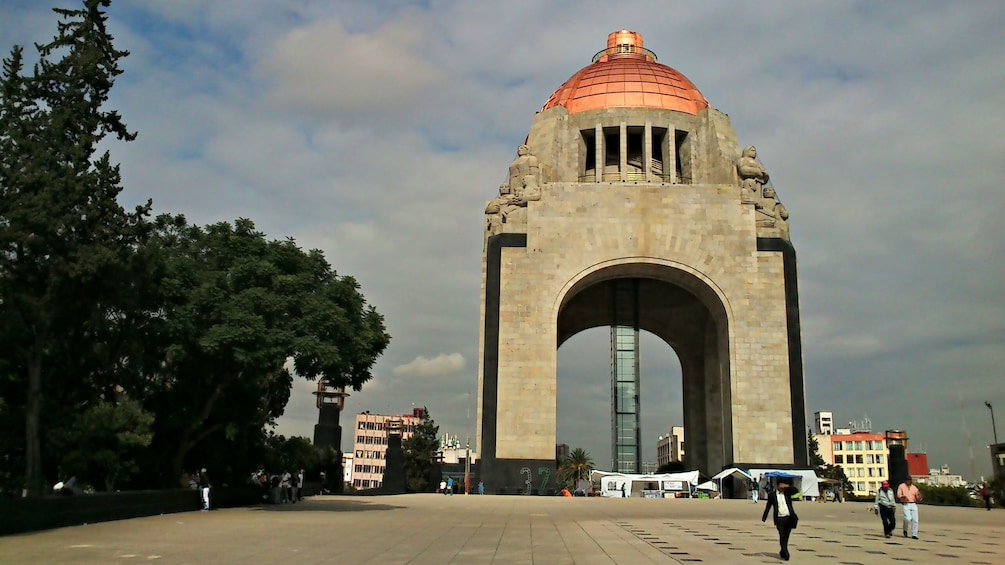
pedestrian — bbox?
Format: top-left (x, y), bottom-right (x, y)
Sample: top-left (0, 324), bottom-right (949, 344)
top-left (896, 476), bottom-right (923, 539)
top-left (439, 479), bottom-right (447, 495)
top-left (750, 479), bottom-right (759, 503)
top-left (446, 477), bottom-right (454, 496)
top-left (981, 482), bottom-right (992, 511)
top-left (621, 483), bottom-right (626, 498)
top-left (761, 479), bottom-right (798, 561)
top-left (281, 470), bottom-right (291, 503)
top-left (198, 468), bottom-right (211, 511)
top-left (873, 480), bottom-right (897, 537)
top-left (290, 470), bottom-right (299, 503)
top-left (478, 480), bottom-right (485, 495)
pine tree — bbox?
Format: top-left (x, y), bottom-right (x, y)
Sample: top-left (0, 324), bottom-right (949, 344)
top-left (0, 0), bottom-right (150, 496)
top-left (402, 408), bottom-right (439, 492)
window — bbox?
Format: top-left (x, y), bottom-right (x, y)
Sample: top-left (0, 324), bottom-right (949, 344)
top-left (868, 468), bottom-right (875, 477)
top-left (354, 465), bottom-right (362, 473)
top-left (876, 454), bottom-right (884, 464)
top-left (834, 443), bottom-right (843, 452)
top-left (834, 455), bottom-right (844, 464)
top-left (856, 455), bottom-right (864, 464)
top-left (358, 421), bottom-right (366, 430)
top-left (355, 450), bottom-right (363, 458)
top-left (857, 482), bottom-right (866, 492)
top-left (855, 441), bottom-right (863, 451)
top-left (866, 454), bottom-right (874, 464)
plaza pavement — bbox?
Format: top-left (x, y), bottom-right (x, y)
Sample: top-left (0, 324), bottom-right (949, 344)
top-left (0, 494), bottom-right (1002, 564)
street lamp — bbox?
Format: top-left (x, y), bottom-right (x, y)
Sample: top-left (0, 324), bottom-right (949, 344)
top-left (986, 402), bottom-right (999, 445)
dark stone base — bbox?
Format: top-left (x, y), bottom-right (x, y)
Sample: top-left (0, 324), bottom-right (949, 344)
top-left (481, 458), bottom-right (557, 495)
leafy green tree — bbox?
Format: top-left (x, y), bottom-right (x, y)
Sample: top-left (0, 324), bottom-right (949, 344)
top-left (402, 408), bottom-right (439, 492)
top-left (558, 448), bottom-right (594, 490)
top-left (260, 434), bottom-right (322, 476)
top-left (0, 0), bottom-right (151, 496)
top-left (807, 429), bottom-right (826, 467)
top-left (656, 461), bottom-right (686, 474)
top-left (48, 397), bottom-right (154, 491)
top-left (138, 216), bottom-right (389, 486)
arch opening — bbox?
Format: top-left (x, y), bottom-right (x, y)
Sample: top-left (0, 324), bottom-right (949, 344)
top-left (557, 327), bottom-right (682, 474)
top-left (555, 263), bottom-right (733, 475)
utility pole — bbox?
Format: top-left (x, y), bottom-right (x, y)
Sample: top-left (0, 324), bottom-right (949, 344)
top-left (987, 402), bottom-right (999, 445)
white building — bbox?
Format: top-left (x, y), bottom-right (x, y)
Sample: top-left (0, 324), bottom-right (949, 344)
top-left (342, 453), bottom-right (354, 486)
top-left (656, 426), bottom-right (685, 467)
top-left (814, 411), bottom-right (834, 435)
top-left (919, 465), bottom-right (966, 488)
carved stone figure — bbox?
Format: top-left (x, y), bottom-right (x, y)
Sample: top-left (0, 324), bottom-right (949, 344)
top-left (737, 145), bottom-right (770, 204)
top-left (487, 145), bottom-right (543, 234)
top-left (509, 145), bottom-right (542, 194)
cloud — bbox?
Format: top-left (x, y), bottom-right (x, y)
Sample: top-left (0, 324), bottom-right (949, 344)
top-left (393, 353), bottom-right (467, 378)
top-left (2, 0), bottom-right (1001, 480)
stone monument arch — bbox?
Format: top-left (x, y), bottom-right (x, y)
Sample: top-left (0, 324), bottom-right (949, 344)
top-left (477, 30), bottom-right (807, 495)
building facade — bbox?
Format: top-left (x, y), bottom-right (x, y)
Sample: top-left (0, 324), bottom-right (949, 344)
top-left (351, 409), bottom-right (423, 489)
top-left (814, 411), bottom-right (834, 436)
top-left (477, 30), bottom-right (807, 493)
top-left (822, 432), bottom-right (890, 496)
top-left (657, 426), bottom-right (685, 467)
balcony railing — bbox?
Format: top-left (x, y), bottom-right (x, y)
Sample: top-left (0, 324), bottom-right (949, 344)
top-left (577, 172), bottom-right (691, 184)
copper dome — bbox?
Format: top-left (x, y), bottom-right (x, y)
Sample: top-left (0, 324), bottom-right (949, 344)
top-left (542, 31), bottom-right (709, 116)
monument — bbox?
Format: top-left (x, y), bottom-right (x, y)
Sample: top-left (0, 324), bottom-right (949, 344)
top-left (477, 31), bottom-right (807, 494)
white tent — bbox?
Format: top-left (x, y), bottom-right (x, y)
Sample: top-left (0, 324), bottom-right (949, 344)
top-left (748, 469), bottom-right (821, 500)
top-left (696, 480), bottom-right (718, 491)
top-left (590, 470), bottom-right (701, 498)
top-left (710, 467), bottom-right (754, 499)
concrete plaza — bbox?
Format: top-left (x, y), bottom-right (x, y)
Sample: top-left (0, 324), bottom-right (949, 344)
top-left (0, 494), bottom-right (1002, 564)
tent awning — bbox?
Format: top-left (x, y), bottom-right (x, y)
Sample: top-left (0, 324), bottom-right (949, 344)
top-left (711, 467), bottom-right (752, 481)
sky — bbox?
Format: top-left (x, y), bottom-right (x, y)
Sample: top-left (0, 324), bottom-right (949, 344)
top-left (2, 0), bottom-right (1002, 481)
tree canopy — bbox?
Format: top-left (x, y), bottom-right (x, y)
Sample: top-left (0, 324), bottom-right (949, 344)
top-left (558, 448), bottom-right (594, 490)
top-left (402, 408), bottom-right (439, 492)
top-left (0, 1), bottom-right (390, 495)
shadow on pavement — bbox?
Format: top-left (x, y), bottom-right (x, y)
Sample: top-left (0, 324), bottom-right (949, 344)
top-left (249, 498), bottom-right (404, 513)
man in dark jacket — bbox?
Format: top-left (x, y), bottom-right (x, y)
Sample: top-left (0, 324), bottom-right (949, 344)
top-left (761, 479), bottom-right (798, 561)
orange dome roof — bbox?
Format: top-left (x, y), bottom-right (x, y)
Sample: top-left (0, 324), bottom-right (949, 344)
top-left (542, 31), bottom-right (709, 116)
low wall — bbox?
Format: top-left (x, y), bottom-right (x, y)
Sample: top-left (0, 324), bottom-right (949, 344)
top-left (0, 485), bottom-right (261, 537)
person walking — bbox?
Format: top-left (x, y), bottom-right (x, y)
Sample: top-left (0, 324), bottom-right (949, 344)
top-left (198, 468), bottom-right (211, 511)
top-left (873, 480), bottom-right (897, 537)
top-left (446, 477), bottom-right (454, 496)
top-left (981, 482), bottom-right (992, 511)
top-left (897, 476), bottom-right (923, 539)
top-left (477, 480), bottom-right (485, 495)
top-left (750, 479), bottom-right (759, 503)
top-left (439, 479), bottom-right (447, 495)
top-left (761, 479), bottom-right (799, 561)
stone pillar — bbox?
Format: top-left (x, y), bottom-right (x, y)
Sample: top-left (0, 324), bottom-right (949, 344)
top-left (595, 123), bottom-right (603, 182)
top-left (644, 121), bottom-right (652, 182)
top-left (619, 122), bottom-right (627, 182)
top-left (666, 126), bottom-right (677, 184)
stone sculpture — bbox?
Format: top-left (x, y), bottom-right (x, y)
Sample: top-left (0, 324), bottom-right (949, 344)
top-left (486, 145), bottom-right (542, 234)
top-left (737, 145), bottom-right (769, 204)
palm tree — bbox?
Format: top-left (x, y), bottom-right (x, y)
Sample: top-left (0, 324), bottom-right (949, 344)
top-left (559, 448), bottom-right (594, 491)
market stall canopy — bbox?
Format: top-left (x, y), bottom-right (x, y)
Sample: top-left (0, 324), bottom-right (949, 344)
top-left (711, 467), bottom-right (752, 481)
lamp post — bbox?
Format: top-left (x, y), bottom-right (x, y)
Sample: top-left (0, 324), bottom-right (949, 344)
top-left (986, 402), bottom-right (999, 445)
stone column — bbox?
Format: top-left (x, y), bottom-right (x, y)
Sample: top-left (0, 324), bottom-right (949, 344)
top-left (619, 122), bottom-right (627, 182)
top-left (644, 121), bottom-right (652, 182)
top-left (595, 123), bottom-right (603, 182)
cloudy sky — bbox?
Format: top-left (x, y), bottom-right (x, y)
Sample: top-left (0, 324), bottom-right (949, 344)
top-left (2, 1), bottom-right (1002, 480)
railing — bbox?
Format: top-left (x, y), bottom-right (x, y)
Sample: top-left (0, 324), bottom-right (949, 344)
top-left (592, 45), bottom-right (658, 63)
top-left (577, 172), bottom-right (691, 184)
